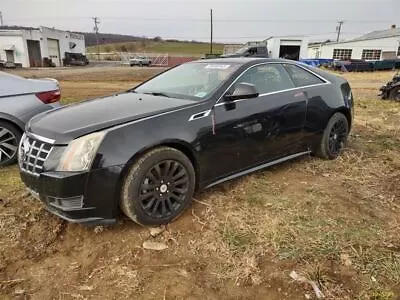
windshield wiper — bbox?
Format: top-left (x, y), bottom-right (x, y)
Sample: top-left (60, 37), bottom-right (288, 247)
top-left (143, 92), bottom-right (171, 98)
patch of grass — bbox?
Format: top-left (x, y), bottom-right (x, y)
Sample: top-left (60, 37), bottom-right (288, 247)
top-left (220, 225), bottom-right (255, 252)
top-left (61, 97), bottom-right (79, 105)
top-left (0, 166), bottom-right (23, 195)
top-left (87, 40), bottom-right (225, 56)
top-left (369, 289), bottom-right (396, 300)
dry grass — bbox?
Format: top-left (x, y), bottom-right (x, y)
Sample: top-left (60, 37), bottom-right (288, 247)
top-left (0, 69), bottom-right (399, 299)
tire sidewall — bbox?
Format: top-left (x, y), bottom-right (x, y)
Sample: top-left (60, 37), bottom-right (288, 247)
top-left (320, 113), bottom-right (349, 160)
top-left (121, 147), bottom-right (195, 225)
top-left (0, 121), bottom-right (21, 167)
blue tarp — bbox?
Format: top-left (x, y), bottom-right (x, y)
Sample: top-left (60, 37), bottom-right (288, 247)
top-left (300, 59), bottom-right (334, 67)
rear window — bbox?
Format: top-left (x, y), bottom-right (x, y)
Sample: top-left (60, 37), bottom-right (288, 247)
top-left (284, 64), bottom-right (325, 87)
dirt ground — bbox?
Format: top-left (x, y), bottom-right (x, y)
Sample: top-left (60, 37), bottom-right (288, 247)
top-left (1, 66), bottom-right (399, 300)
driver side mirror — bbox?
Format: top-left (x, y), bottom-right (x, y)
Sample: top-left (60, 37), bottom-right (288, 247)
top-left (225, 83), bottom-right (259, 101)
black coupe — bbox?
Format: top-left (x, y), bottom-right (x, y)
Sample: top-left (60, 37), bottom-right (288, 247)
top-left (18, 58), bottom-right (354, 225)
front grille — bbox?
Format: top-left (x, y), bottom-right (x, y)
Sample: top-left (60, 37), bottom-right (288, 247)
top-left (19, 135), bottom-right (53, 176)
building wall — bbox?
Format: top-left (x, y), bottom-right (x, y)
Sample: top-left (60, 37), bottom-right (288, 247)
top-left (313, 37), bottom-right (400, 60)
top-left (0, 33), bottom-right (29, 67)
top-left (266, 37), bottom-right (308, 59)
top-left (0, 27), bottom-right (85, 67)
top-left (40, 27), bottom-right (85, 57)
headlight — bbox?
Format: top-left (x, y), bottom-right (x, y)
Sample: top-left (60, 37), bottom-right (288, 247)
top-left (56, 131), bottom-right (106, 172)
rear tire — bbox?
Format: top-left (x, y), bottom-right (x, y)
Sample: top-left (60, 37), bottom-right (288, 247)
top-left (316, 113), bottom-right (349, 160)
top-left (120, 147), bottom-right (195, 225)
top-left (0, 121), bottom-right (21, 167)
top-left (389, 87), bottom-right (400, 101)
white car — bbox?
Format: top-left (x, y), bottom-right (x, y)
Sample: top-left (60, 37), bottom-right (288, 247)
top-left (129, 56), bottom-right (151, 67)
top-left (0, 71), bottom-right (61, 166)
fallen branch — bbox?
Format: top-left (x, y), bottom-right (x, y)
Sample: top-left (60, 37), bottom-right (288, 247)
top-left (193, 198), bottom-right (211, 207)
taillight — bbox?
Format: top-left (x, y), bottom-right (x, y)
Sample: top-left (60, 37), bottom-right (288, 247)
top-left (35, 90), bottom-right (61, 104)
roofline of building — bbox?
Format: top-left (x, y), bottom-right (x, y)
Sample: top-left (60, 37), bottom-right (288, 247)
top-left (309, 34), bottom-right (400, 47)
top-left (0, 26), bottom-right (84, 37)
top-left (264, 35), bottom-right (307, 41)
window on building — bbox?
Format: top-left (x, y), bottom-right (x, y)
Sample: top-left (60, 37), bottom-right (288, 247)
top-left (397, 46), bottom-right (400, 56)
top-left (235, 64), bottom-right (295, 94)
top-left (361, 49), bottom-right (382, 60)
top-left (333, 49), bottom-right (352, 60)
top-left (284, 64), bottom-right (325, 87)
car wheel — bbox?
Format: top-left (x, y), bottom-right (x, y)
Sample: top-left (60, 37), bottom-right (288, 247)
top-left (0, 121), bottom-right (21, 167)
top-left (389, 87), bottom-right (400, 101)
top-left (316, 112), bottom-right (349, 160)
top-left (120, 147), bottom-right (195, 225)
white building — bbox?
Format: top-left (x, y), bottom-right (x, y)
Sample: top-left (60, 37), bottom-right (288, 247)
top-left (264, 36), bottom-right (308, 60)
top-left (223, 36), bottom-right (308, 60)
top-left (0, 26), bottom-right (85, 67)
top-left (308, 26), bottom-right (400, 60)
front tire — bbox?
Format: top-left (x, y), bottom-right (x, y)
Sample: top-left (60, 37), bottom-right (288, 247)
top-left (316, 113), bottom-right (349, 160)
top-left (0, 121), bottom-right (21, 167)
top-left (120, 147), bottom-right (195, 225)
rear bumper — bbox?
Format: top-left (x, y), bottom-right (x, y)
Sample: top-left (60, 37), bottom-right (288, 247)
top-left (20, 165), bottom-right (124, 225)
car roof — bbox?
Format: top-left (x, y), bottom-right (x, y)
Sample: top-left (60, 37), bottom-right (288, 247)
top-left (192, 57), bottom-right (291, 66)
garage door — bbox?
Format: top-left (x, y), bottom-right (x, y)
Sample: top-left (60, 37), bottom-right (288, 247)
top-left (47, 38), bottom-right (61, 67)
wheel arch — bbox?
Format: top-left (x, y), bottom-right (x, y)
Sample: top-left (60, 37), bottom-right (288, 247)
top-left (333, 107), bottom-right (352, 129)
top-left (114, 140), bottom-right (200, 205)
top-left (0, 113), bottom-right (24, 133)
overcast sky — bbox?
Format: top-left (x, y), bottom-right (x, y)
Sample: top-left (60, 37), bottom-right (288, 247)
top-left (2, 0), bottom-right (399, 43)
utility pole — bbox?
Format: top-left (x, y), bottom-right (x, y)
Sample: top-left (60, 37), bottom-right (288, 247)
top-left (336, 20), bottom-right (344, 42)
top-left (93, 17), bottom-right (100, 60)
top-left (0, 11), bottom-right (4, 26)
top-left (210, 9), bottom-right (213, 54)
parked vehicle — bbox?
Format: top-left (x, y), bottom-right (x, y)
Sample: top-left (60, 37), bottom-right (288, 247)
top-left (379, 72), bottom-right (400, 101)
top-left (63, 52), bottom-right (89, 66)
top-left (130, 56), bottom-right (151, 67)
top-left (0, 71), bottom-right (61, 166)
top-left (18, 58), bottom-right (354, 225)
top-left (0, 61), bottom-right (22, 69)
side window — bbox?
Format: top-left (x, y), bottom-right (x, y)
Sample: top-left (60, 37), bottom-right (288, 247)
top-left (284, 64), bottom-right (325, 87)
top-left (235, 64), bottom-right (295, 94)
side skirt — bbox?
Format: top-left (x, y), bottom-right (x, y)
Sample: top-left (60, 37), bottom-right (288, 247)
top-left (205, 151), bottom-right (311, 189)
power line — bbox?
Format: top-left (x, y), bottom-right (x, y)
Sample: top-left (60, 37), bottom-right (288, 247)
top-left (210, 9), bottom-right (213, 54)
top-left (336, 20), bottom-right (344, 42)
top-left (93, 17), bottom-right (100, 60)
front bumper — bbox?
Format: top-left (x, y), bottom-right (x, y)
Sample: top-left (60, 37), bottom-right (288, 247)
top-left (20, 166), bottom-right (124, 225)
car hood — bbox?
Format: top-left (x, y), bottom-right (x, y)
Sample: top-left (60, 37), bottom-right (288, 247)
top-left (27, 92), bottom-right (196, 144)
top-left (0, 71), bottom-right (59, 97)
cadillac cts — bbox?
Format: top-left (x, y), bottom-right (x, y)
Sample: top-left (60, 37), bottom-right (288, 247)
top-left (18, 58), bottom-right (354, 225)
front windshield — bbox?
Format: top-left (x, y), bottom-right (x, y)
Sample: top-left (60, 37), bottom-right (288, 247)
top-left (134, 62), bottom-right (240, 100)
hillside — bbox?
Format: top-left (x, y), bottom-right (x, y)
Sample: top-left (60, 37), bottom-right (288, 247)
top-left (80, 32), bottom-right (141, 46)
top-left (87, 40), bottom-right (225, 56)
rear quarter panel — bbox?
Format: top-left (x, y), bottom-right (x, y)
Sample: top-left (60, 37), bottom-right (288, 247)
top-left (0, 94), bottom-right (60, 127)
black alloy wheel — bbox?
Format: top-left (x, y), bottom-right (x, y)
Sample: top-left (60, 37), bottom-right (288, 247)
top-left (0, 122), bottom-right (21, 167)
top-left (121, 147), bottom-right (195, 225)
top-left (139, 160), bottom-right (189, 219)
top-left (328, 118), bottom-right (348, 156)
top-left (316, 112), bottom-right (349, 160)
